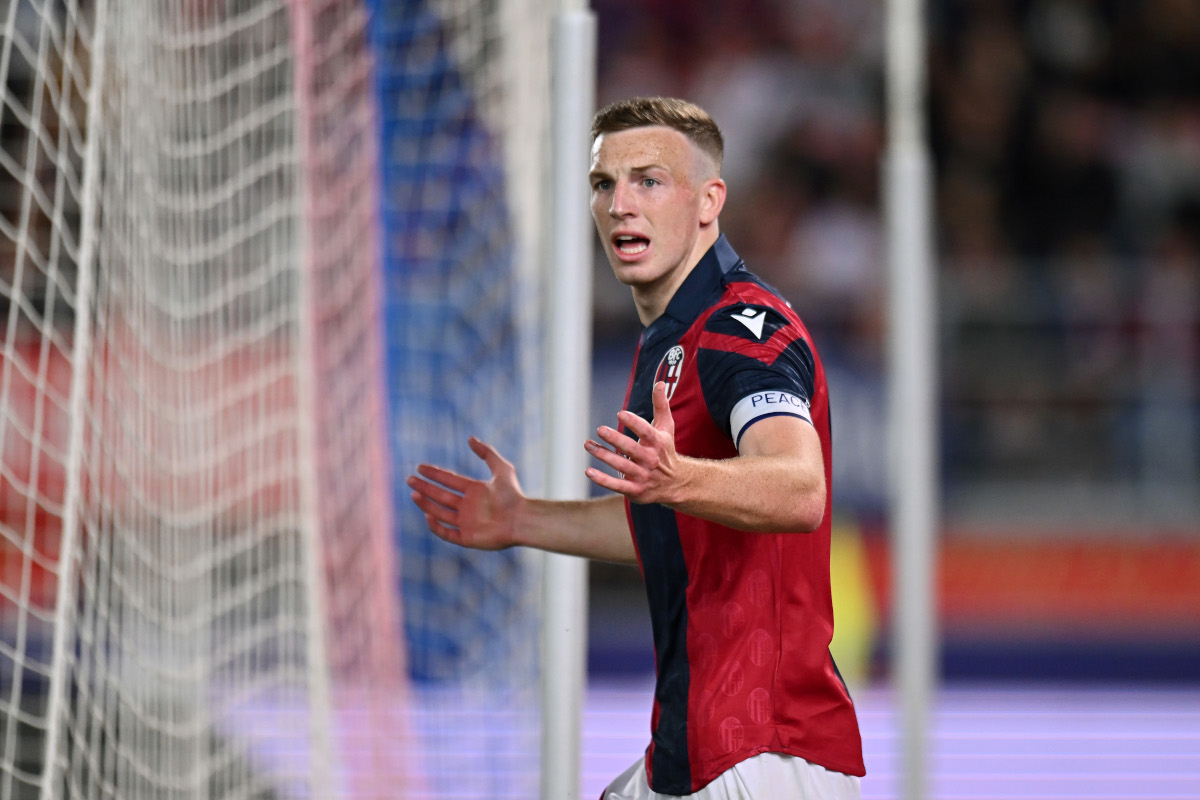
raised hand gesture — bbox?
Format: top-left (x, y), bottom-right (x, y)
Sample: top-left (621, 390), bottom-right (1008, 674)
top-left (585, 381), bottom-right (686, 506)
top-left (407, 436), bottom-right (524, 551)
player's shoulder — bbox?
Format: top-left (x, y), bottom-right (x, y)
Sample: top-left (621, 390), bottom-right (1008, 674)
top-left (701, 272), bottom-right (806, 346)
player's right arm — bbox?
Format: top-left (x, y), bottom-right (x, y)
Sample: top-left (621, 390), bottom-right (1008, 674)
top-left (407, 436), bottom-right (637, 565)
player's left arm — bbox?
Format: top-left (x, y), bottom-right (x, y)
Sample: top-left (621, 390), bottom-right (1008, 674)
top-left (584, 380), bottom-right (826, 532)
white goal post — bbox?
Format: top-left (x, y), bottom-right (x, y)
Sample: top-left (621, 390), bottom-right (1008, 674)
top-left (541, 5), bottom-right (595, 800)
top-left (884, 0), bottom-right (938, 798)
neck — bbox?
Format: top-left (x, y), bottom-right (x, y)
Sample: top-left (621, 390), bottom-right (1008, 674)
top-left (632, 227), bottom-right (719, 326)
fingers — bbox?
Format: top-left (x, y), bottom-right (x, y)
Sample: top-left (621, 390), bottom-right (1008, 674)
top-left (423, 511), bottom-right (468, 545)
top-left (583, 450), bottom-right (652, 502)
top-left (407, 473), bottom-right (465, 512)
top-left (614, 410), bottom-right (656, 444)
top-left (584, 432), bottom-right (644, 498)
top-left (585, 464), bottom-right (636, 496)
top-left (409, 437), bottom-right (507, 497)
top-left (409, 481), bottom-right (460, 531)
top-left (407, 455), bottom-right (475, 533)
top-left (585, 438), bottom-right (645, 479)
top-left (606, 418), bottom-right (658, 468)
top-left (652, 381), bottom-right (674, 430)
top-left (414, 463), bottom-right (470, 492)
top-left (469, 436), bottom-right (510, 473)
top-left (408, 437), bottom-right (516, 548)
top-left (596, 422), bottom-right (660, 472)
top-left (587, 388), bottom-right (680, 504)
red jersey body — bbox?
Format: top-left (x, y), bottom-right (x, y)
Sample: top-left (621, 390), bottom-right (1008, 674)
top-left (622, 235), bottom-right (865, 794)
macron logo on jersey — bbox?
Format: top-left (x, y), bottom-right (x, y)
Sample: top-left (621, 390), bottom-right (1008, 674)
top-left (730, 306), bottom-right (767, 339)
top-left (729, 391), bottom-right (812, 449)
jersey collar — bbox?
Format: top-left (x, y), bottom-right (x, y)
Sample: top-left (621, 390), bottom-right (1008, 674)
top-left (643, 234), bottom-right (743, 342)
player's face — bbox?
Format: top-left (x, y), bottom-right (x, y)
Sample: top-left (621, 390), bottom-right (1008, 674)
top-left (589, 126), bottom-right (722, 311)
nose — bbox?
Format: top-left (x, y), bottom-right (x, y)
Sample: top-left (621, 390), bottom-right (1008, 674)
top-left (609, 179), bottom-right (635, 218)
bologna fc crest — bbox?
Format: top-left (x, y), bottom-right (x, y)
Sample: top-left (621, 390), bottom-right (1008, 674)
top-left (654, 345), bottom-right (685, 401)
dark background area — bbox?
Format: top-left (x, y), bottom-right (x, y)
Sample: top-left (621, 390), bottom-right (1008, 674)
top-left (584, 0), bottom-right (1200, 685)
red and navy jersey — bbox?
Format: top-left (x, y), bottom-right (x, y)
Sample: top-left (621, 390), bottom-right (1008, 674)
top-left (622, 235), bottom-right (865, 794)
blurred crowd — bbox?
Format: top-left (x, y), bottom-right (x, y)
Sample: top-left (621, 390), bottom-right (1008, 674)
top-left (590, 0), bottom-right (1200, 513)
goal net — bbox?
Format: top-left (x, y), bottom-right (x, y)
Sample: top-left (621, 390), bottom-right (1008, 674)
top-left (370, 0), bottom-right (554, 797)
top-left (0, 1), bottom-right (407, 798)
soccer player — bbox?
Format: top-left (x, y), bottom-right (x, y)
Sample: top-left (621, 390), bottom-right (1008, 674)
top-left (407, 96), bottom-right (865, 799)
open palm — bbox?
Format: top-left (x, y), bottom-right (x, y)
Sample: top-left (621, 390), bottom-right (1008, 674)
top-left (407, 437), bottom-right (524, 551)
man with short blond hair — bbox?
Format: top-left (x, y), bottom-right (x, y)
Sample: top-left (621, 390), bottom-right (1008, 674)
top-left (409, 96), bottom-right (864, 799)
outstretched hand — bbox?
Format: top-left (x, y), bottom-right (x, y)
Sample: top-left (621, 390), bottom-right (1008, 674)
top-left (585, 381), bottom-right (687, 505)
top-left (407, 437), bottom-right (524, 551)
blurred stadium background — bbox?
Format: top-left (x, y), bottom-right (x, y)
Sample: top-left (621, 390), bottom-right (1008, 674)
top-left (587, 0), bottom-right (1200, 685)
top-left (582, 0), bottom-right (1200, 797)
top-left (0, 0), bottom-right (1197, 798)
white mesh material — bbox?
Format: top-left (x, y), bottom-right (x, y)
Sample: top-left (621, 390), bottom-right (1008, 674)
top-left (370, 0), bottom-right (556, 796)
top-left (0, 1), bottom-right (405, 798)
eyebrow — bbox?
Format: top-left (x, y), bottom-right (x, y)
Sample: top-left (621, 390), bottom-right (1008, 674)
top-left (589, 163), bottom-right (670, 180)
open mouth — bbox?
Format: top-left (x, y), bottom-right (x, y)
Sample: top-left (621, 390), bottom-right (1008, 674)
top-left (615, 234), bottom-right (649, 255)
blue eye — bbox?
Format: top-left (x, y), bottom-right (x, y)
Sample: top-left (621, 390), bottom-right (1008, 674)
top-left (642, 178), bottom-right (659, 188)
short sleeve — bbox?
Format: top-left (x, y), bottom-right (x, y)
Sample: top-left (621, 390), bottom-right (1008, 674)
top-left (696, 302), bottom-right (817, 450)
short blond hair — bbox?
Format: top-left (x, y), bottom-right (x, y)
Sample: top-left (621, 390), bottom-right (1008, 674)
top-left (591, 97), bottom-right (724, 174)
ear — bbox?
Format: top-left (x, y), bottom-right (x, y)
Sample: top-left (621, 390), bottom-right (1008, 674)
top-left (698, 178), bottom-right (726, 226)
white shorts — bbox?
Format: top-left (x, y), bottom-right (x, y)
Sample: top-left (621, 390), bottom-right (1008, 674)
top-left (602, 752), bottom-right (862, 799)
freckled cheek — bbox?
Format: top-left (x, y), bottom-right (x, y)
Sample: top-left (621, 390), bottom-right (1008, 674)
top-left (590, 197), bottom-right (611, 225)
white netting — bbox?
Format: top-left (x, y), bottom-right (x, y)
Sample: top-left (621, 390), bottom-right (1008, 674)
top-left (0, 1), bottom-right (405, 798)
top-left (370, 0), bottom-right (555, 797)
